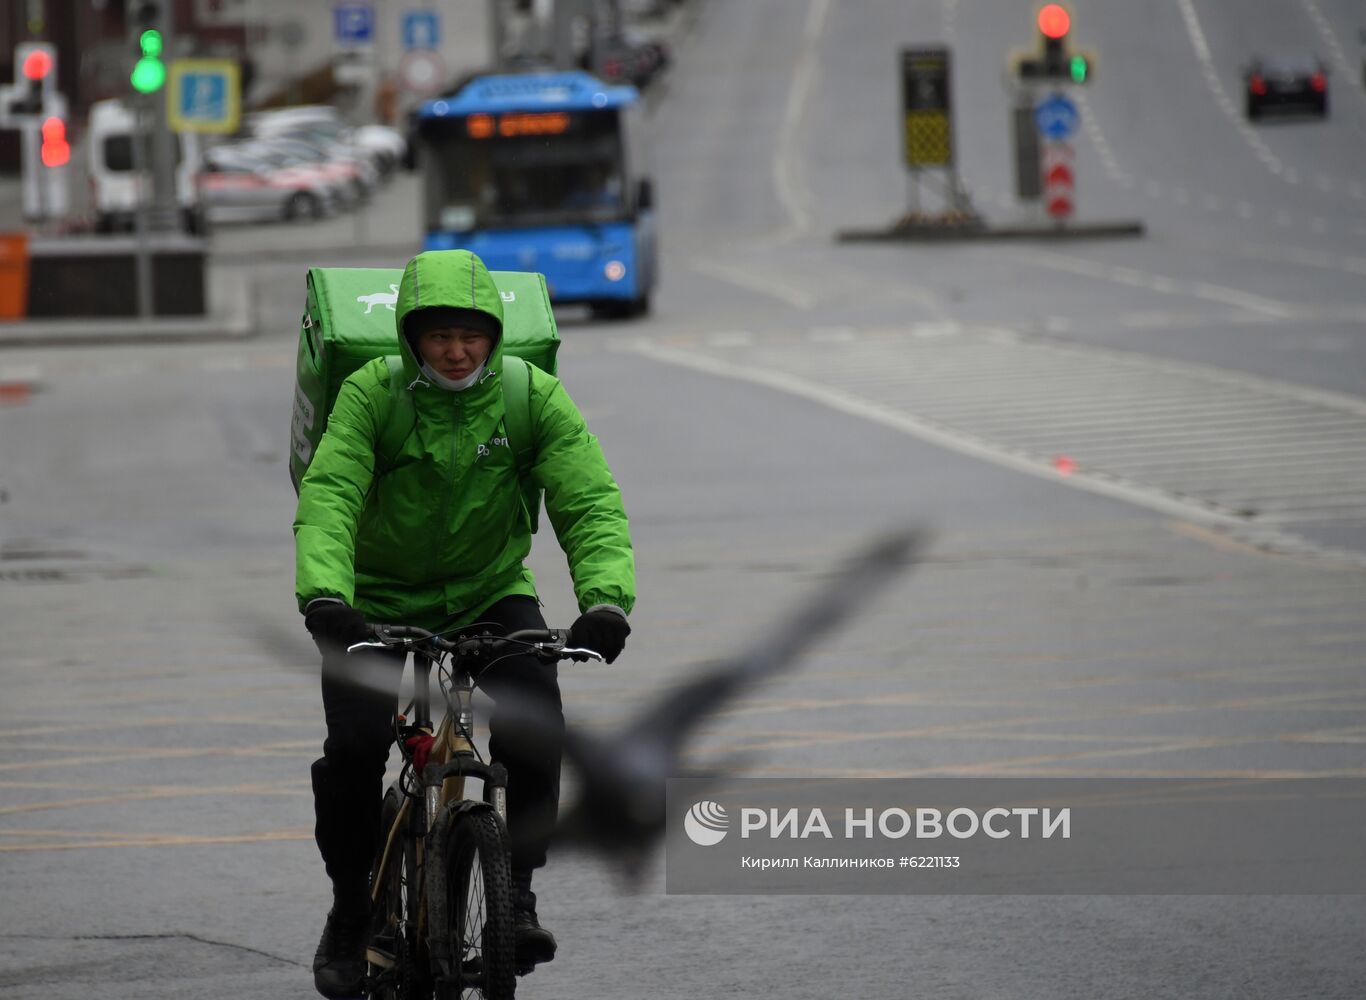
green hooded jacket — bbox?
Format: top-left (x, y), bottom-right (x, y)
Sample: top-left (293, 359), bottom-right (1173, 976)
top-left (293, 249), bottom-right (635, 629)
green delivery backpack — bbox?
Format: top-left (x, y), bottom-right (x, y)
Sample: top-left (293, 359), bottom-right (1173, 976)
top-left (289, 266), bottom-right (561, 531)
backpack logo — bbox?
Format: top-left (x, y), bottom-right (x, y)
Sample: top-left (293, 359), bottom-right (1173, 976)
top-left (358, 284), bottom-right (399, 314)
top-left (500, 291), bottom-right (516, 303)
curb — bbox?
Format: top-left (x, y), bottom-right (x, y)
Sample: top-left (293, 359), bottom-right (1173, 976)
top-left (0, 268), bottom-right (253, 348)
top-left (837, 219), bottom-right (1147, 242)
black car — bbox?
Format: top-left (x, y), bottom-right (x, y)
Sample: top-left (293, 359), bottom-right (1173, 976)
top-left (1244, 56), bottom-right (1328, 120)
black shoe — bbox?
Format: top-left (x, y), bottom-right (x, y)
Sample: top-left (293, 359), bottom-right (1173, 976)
top-left (313, 903), bottom-right (371, 998)
top-left (513, 897), bottom-right (557, 971)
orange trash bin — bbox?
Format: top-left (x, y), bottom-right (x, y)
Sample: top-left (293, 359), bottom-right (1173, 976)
top-left (0, 233), bottom-right (30, 320)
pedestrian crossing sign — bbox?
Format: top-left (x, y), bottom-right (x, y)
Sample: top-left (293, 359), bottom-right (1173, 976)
top-left (167, 59), bottom-right (241, 134)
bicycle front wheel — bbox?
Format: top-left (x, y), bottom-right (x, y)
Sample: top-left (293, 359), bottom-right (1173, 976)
top-left (437, 809), bottom-right (516, 1000)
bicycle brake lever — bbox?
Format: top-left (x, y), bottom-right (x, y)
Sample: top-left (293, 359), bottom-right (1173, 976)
top-left (559, 646), bottom-right (605, 662)
top-left (346, 640), bottom-right (392, 654)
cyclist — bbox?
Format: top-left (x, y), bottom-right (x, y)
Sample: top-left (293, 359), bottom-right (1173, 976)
top-left (294, 248), bottom-right (634, 998)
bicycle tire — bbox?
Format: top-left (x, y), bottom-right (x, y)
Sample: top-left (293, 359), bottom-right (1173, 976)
top-left (368, 787), bottom-right (431, 1000)
top-left (436, 809), bottom-right (516, 1000)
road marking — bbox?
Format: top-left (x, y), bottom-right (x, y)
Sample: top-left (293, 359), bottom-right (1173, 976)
top-left (1176, 0), bottom-right (1286, 176)
top-left (1073, 90), bottom-right (1129, 184)
top-left (684, 255), bottom-right (816, 309)
top-left (1004, 248), bottom-right (1297, 318)
top-left (769, 0), bottom-right (830, 243)
top-left (808, 326), bottom-right (858, 343)
top-left (1297, 0), bottom-right (1365, 109)
top-left (626, 327), bottom-right (1366, 567)
top-left (0, 829), bottom-right (313, 853)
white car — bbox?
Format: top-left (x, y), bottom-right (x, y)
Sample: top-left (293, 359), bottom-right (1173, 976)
top-left (247, 105), bottom-right (406, 175)
top-left (199, 145), bottom-right (337, 224)
top-left (87, 99), bottom-right (204, 233)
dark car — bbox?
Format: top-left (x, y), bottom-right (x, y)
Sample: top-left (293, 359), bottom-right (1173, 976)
top-left (592, 30), bottom-right (671, 90)
top-left (1244, 56), bottom-right (1328, 120)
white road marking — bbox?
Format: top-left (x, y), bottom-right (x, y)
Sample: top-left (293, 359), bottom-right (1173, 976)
top-left (707, 331), bottom-right (756, 347)
top-left (769, 0), bottom-right (831, 244)
top-left (1073, 90), bottom-right (1130, 184)
top-left (1176, 0), bottom-right (1286, 176)
top-left (625, 328), bottom-right (1366, 567)
top-left (808, 327), bottom-right (858, 343)
top-left (1297, 0), bottom-right (1364, 108)
top-left (0, 364), bottom-right (42, 383)
top-left (684, 256), bottom-right (816, 310)
top-left (1006, 248), bottom-right (1297, 318)
top-left (1222, 242), bottom-right (1366, 277)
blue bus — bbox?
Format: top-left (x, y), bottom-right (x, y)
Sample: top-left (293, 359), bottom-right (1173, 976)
top-left (415, 70), bottom-right (657, 318)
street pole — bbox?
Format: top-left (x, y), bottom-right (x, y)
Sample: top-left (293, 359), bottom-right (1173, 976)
top-left (488, 0), bottom-right (506, 70)
top-left (130, 97), bottom-right (155, 317)
top-left (552, 0), bottom-right (581, 70)
top-left (148, 2), bottom-right (179, 231)
top-left (19, 122), bottom-right (41, 224)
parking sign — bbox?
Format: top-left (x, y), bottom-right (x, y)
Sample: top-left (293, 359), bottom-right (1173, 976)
top-left (402, 10), bottom-right (440, 51)
top-left (167, 59), bottom-right (241, 134)
top-left (335, 3), bottom-right (375, 47)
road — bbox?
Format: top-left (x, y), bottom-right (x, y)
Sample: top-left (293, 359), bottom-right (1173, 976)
top-left (3, 0), bottom-right (1366, 997)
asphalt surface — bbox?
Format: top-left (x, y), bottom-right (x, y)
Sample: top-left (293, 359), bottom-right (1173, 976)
top-left (3, 0), bottom-right (1366, 998)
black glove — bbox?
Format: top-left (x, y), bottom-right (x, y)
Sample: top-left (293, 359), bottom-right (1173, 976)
top-left (304, 601), bottom-right (369, 651)
top-left (568, 607), bottom-right (631, 664)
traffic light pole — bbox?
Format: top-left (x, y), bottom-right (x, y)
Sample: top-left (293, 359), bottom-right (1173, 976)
top-left (129, 98), bottom-right (156, 318)
top-left (148, 6), bottom-right (179, 232)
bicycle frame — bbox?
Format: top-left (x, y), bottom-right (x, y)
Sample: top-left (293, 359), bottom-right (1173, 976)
top-left (356, 625), bottom-right (596, 996)
top-left (370, 649), bottom-right (509, 919)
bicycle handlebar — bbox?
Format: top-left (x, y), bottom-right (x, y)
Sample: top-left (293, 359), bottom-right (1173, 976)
top-left (346, 624), bottom-right (605, 663)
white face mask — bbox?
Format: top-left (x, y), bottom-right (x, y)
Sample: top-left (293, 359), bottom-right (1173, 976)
top-left (419, 360), bottom-right (487, 392)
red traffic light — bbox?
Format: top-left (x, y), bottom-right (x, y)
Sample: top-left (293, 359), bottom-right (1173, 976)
top-left (22, 49), bottom-right (54, 81)
top-left (1038, 4), bottom-right (1071, 39)
top-left (40, 116), bottom-right (69, 167)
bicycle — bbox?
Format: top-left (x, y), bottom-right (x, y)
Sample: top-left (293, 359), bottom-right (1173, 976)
top-left (347, 623), bottom-right (602, 1000)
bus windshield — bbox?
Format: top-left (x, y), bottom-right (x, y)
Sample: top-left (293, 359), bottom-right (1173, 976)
top-left (423, 110), bottom-right (626, 231)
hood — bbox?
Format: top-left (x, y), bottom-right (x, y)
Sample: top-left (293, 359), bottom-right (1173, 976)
top-left (395, 249), bottom-right (506, 391)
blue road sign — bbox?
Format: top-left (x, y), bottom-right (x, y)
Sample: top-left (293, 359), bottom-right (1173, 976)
top-left (403, 10), bottom-right (441, 51)
top-left (1035, 93), bottom-right (1079, 141)
top-left (167, 59), bottom-right (241, 133)
top-left (335, 3), bottom-right (375, 46)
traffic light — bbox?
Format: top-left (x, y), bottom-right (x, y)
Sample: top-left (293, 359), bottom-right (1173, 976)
top-left (40, 114), bottom-right (69, 167)
top-left (131, 30), bottom-right (166, 93)
top-left (1038, 3), bottom-right (1070, 75)
top-left (129, 2), bottom-right (166, 93)
top-left (6, 42), bottom-right (56, 117)
top-left (1017, 4), bottom-right (1093, 84)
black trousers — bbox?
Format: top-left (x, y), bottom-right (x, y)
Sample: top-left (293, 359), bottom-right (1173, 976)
top-left (310, 595), bottom-right (564, 890)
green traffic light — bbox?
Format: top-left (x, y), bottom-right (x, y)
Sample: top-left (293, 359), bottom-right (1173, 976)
top-left (131, 29), bottom-right (165, 92)
top-left (131, 56), bottom-right (165, 93)
top-left (1070, 54), bottom-right (1088, 84)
